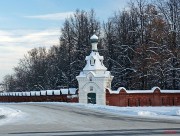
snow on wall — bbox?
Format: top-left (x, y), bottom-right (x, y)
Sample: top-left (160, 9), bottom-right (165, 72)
top-left (62, 88), bottom-right (77, 94)
top-left (1, 87), bottom-right (180, 96)
top-left (46, 90), bottom-right (53, 95)
top-left (108, 87), bottom-right (180, 94)
top-left (25, 92), bottom-right (31, 96)
top-left (160, 90), bottom-right (180, 93)
top-left (0, 88), bottom-right (77, 96)
top-left (40, 91), bottom-right (47, 96)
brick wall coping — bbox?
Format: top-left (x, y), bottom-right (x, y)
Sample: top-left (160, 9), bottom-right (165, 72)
top-left (106, 87), bottom-right (180, 94)
top-left (0, 88), bottom-right (77, 96)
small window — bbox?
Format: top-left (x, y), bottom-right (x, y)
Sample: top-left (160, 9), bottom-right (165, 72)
top-left (90, 86), bottom-right (93, 91)
top-left (89, 76), bottom-right (92, 81)
top-left (90, 57), bottom-right (95, 66)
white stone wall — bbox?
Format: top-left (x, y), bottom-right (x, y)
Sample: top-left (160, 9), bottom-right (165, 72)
top-left (77, 75), bottom-right (111, 105)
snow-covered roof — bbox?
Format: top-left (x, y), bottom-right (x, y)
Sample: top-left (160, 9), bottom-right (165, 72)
top-left (83, 51), bottom-right (107, 71)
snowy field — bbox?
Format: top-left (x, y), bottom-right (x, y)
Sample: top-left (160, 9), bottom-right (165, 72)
top-left (0, 102), bottom-right (180, 125)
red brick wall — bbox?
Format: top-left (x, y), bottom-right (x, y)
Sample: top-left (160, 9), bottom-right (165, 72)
top-left (106, 89), bottom-right (180, 106)
top-left (0, 95), bottom-right (79, 103)
top-left (1, 88), bottom-right (180, 107)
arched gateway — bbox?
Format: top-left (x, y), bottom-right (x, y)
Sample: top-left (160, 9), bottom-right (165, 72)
top-left (76, 34), bottom-right (114, 105)
top-left (87, 93), bottom-right (96, 104)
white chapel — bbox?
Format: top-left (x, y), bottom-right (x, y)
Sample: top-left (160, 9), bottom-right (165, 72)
top-left (76, 34), bottom-right (114, 105)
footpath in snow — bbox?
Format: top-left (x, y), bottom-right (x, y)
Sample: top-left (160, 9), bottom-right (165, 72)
top-left (46, 102), bottom-right (180, 120)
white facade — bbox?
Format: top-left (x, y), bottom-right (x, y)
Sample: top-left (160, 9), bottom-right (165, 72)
top-left (76, 34), bottom-right (113, 105)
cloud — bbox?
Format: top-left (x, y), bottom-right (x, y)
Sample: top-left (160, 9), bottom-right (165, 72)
top-left (0, 29), bottom-right (60, 47)
top-left (24, 12), bottom-right (74, 20)
top-left (0, 29), bottom-right (60, 82)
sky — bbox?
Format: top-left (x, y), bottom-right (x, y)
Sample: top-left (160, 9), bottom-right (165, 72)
top-left (0, 0), bottom-right (130, 82)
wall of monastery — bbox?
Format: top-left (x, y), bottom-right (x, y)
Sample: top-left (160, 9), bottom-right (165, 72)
top-left (106, 88), bottom-right (180, 106)
top-left (1, 87), bottom-right (180, 107)
top-left (0, 89), bottom-right (78, 103)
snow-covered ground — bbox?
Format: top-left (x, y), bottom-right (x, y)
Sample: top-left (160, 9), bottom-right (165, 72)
top-left (0, 102), bottom-right (180, 125)
top-left (0, 105), bottom-right (26, 125)
top-left (50, 102), bottom-right (180, 120)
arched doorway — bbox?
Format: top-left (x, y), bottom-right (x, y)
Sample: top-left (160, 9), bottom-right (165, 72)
top-left (87, 93), bottom-right (96, 104)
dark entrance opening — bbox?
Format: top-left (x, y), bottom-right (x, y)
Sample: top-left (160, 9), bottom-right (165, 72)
top-left (87, 93), bottom-right (96, 104)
